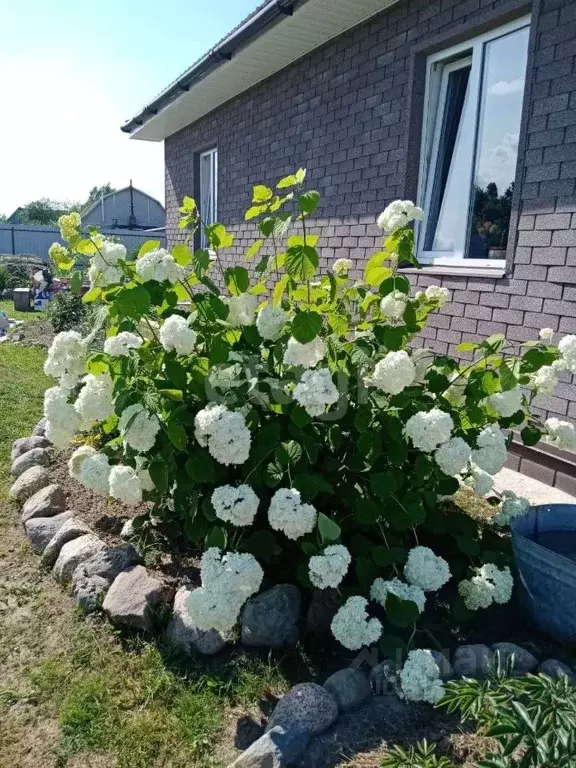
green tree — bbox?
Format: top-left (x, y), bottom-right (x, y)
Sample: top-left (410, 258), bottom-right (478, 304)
top-left (85, 183), bottom-right (115, 209)
top-left (18, 198), bottom-right (69, 226)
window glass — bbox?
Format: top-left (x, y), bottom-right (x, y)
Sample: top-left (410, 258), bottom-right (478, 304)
top-left (199, 148), bottom-right (217, 248)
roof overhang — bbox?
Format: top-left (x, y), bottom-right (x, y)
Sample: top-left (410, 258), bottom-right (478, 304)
top-left (123, 0), bottom-right (400, 142)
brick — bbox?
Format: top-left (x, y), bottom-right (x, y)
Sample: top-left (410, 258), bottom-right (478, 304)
top-left (555, 472), bottom-right (576, 497)
top-left (525, 163), bottom-right (560, 183)
top-left (493, 308), bottom-right (523, 325)
top-left (517, 230), bottom-right (552, 247)
top-left (531, 247), bottom-right (567, 265)
top-left (528, 280), bottom-right (563, 299)
top-left (535, 212), bottom-right (572, 229)
top-left (518, 459), bottom-right (555, 486)
top-left (510, 295), bottom-right (543, 312)
top-left (524, 311), bottom-right (560, 329)
top-left (560, 316), bottom-right (576, 332)
top-left (552, 229), bottom-right (576, 247)
top-left (513, 265), bottom-right (548, 281)
top-left (532, 93), bottom-right (570, 116)
top-left (480, 292), bottom-right (510, 308)
top-left (465, 304), bottom-right (492, 321)
top-left (544, 299), bottom-right (576, 318)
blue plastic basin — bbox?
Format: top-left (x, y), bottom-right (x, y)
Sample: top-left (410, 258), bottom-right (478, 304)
top-left (511, 504), bottom-right (576, 643)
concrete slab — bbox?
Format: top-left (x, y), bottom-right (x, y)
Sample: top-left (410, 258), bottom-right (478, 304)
top-left (494, 467), bottom-right (576, 506)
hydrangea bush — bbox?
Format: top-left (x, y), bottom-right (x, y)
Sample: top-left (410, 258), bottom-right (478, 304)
top-left (45, 177), bottom-right (576, 691)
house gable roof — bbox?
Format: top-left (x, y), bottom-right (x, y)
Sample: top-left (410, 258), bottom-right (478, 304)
top-left (122, 0), bottom-right (399, 142)
top-left (81, 186), bottom-right (165, 218)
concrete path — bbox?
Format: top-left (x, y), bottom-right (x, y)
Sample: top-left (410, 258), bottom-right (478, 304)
top-left (494, 467), bottom-right (576, 505)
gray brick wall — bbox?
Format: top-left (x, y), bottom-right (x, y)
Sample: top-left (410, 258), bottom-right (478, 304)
top-left (165, 0), bottom-right (576, 423)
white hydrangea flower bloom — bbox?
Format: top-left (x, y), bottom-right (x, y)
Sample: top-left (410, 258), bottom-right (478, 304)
top-left (211, 484), bottom-right (259, 527)
top-left (256, 304), bottom-right (289, 341)
top-left (88, 239), bottom-right (126, 287)
top-left (370, 577), bottom-right (426, 613)
top-left (434, 436), bottom-right (471, 476)
top-left (194, 404), bottom-right (251, 465)
top-left (136, 248), bottom-right (185, 284)
top-left (118, 403), bottom-right (161, 454)
top-left (109, 465), bottom-right (142, 506)
top-left (226, 294), bottom-right (258, 327)
top-left (268, 488), bottom-right (317, 540)
top-left (412, 348), bottom-right (434, 384)
top-left (74, 372), bottom-right (115, 428)
top-left (159, 315), bottom-right (197, 356)
top-left (459, 564), bottom-right (513, 610)
top-left (404, 547), bottom-right (451, 592)
top-left (58, 211), bottom-right (81, 241)
top-left (493, 490), bottom-right (530, 527)
top-left (79, 452), bottom-right (111, 495)
top-left (487, 386), bottom-right (524, 418)
top-left (44, 331), bottom-right (87, 388)
top-left (424, 285), bottom-right (451, 307)
top-left (293, 368), bottom-right (339, 417)
top-left (136, 460), bottom-right (155, 493)
top-left (558, 334), bottom-right (576, 372)
top-left (533, 365), bottom-right (558, 395)
top-left (330, 596), bottom-right (383, 650)
top-left (44, 385), bottom-right (81, 448)
top-left (405, 408), bottom-right (454, 453)
top-left (283, 336), bottom-right (326, 368)
top-left (371, 351), bottom-right (416, 395)
top-left (400, 650), bottom-right (445, 704)
top-left (379, 290), bottom-right (407, 322)
top-left (377, 200), bottom-right (424, 233)
top-left (471, 425), bottom-right (508, 475)
top-left (308, 545), bottom-right (351, 589)
top-left (187, 548), bottom-right (263, 632)
top-left (104, 332), bottom-right (143, 357)
top-left (332, 258), bottom-right (353, 276)
top-left (545, 417), bottom-right (576, 451)
top-left (539, 328), bottom-right (554, 342)
top-left (444, 373), bottom-right (467, 408)
top-left (68, 444), bottom-right (97, 482)
top-left (465, 463), bottom-right (494, 497)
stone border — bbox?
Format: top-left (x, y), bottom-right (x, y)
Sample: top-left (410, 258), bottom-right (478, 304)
top-left (9, 420), bottom-right (576, 768)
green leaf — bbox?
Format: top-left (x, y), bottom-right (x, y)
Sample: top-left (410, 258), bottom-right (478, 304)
top-left (172, 243), bottom-right (192, 266)
top-left (275, 440), bottom-right (303, 467)
top-left (285, 244), bottom-right (318, 281)
top-left (70, 270), bottom-right (83, 294)
top-left (355, 499), bottom-right (380, 526)
top-left (138, 239), bottom-right (161, 258)
top-left (457, 342), bottom-right (480, 352)
top-left (205, 526), bottom-right (226, 549)
top-left (318, 512), bottom-right (341, 543)
top-left (225, 266), bottom-right (250, 294)
top-left (378, 634), bottom-right (406, 660)
top-left (277, 169), bottom-right (305, 188)
top-left (252, 185), bottom-right (273, 203)
top-left (166, 421), bottom-right (187, 450)
top-left (287, 234), bottom-right (319, 249)
top-left (455, 534), bottom-right (480, 557)
top-left (356, 556), bottom-right (378, 588)
top-left (185, 453), bottom-right (215, 484)
top-left (293, 473), bottom-right (333, 500)
top-left (208, 337), bottom-right (230, 365)
top-left (82, 287), bottom-right (102, 304)
top-left (521, 425), bottom-right (542, 446)
top-left (370, 472), bottom-right (397, 500)
top-left (164, 359), bottom-right (187, 389)
top-left (364, 251), bottom-right (393, 286)
top-left (148, 460), bottom-right (169, 494)
top-left (245, 239), bottom-right (264, 261)
top-left (386, 593), bottom-right (420, 627)
top-left (192, 249), bottom-right (210, 272)
top-left (242, 530), bottom-right (279, 562)
top-left (273, 274), bottom-right (290, 306)
top-left (115, 284), bottom-right (151, 318)
top-left (482, 370), bottom-right (501, 395)
top-left (379, 275), bottom-right (410, 296)
top-left (179, 196), bottom-right (196, 213)
top-left (206, 223), bottom-right (234, 248)
top-left (291, 311), bottom-right (322, 343)
top-left (357, 432), bottom-right (382, 462)
top-left (297, 190), bottom-right (320, 215)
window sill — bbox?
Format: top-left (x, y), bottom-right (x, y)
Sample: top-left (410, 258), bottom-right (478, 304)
top-left (399, 264), bottom-right (506, 279)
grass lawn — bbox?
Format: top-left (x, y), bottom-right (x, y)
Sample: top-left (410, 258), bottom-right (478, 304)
top-left (0, 299), bottom-right (46, 324)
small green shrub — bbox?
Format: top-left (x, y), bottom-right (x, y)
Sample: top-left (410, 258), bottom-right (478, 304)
top-left (382, 741), bottom-right (457, 768)
top-left (3, 263), bottom-right (30, 290)
top-left (47, 291), bottom-right (86, 333)
top-left (0, 265), bottom-right (8, 293)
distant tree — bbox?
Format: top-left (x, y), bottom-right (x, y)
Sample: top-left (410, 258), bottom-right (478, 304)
top-left (0, 214), bottom-right (7, 223)
top-left (18, 198), bottom-right (69, 226)
top-left (85, 183), bottom-right (115, 209)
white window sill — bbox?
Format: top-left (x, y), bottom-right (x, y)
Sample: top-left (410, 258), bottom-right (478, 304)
top-left (399, 263), bottom-right (506, 279)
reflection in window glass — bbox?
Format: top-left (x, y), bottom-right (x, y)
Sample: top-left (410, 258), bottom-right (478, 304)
top-left (467, 27), bottom-right (529, 259)
top-left (200, 148), bottom-right (218, 249)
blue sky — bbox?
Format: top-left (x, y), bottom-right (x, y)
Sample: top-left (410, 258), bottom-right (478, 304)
top-left (0, 0), bottom-right (260, 214)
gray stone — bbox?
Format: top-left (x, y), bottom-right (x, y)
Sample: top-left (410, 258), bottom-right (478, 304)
top-left (430, 651), bottom-right (454, 681)
top-left (369, 660), bottom-right (399, 695)
top-left (73, 574), bottom-right (111, 614)
top-left (24, 510), bottom-right (73, 552)
top-left (453, 645), bottom-right (495, 679)
top-left (120, 518), bottom-right (135, 539)
top-left (305, 588), bottom-right (340, 636)
top-left (538, 659), bottom-right (576, 682)
top-left (102, 565), bottom-right (174, 631)
top-left (73, 544), bottom-right (141, 583)
top-left (492, 643), bottom-right (539, 675)
top-left (21, 484), bottom-right (66, 522)
top-left (9, 465), bottom-right (51, 502)
top-left (242, 584), bottom-right (301, 647)
top-left (52, 534), bottom-right (105, 584)
top-left (42, 518), bottom-right (92, 566)
top-left (32, 418), bottom-right (47, 437)
top-left (11, 435), bottom-right (51, 461)
top-left (324, 669), bottom-right (372, 712)
top-left (11, 447), bottom-right (51, 478)
top-left (228, 726), bottom-right (310, 768)
top-left (167, 586), bottom-right (227, 656)
top-left (266, 683), bottom-right (338, 737)
top-left (13, 287), bottom-right (31, 312)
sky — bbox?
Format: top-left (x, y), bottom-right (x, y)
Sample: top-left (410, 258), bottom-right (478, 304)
top-left (0, 0), bottom-right (261, 216)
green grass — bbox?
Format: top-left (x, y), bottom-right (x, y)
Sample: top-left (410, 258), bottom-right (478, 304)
top-left (0, 298), bottom-right (46, 323)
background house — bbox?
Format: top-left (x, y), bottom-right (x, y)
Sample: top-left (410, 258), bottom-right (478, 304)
top-left (123, 0), bottom-right (576, 491)
top-left (81, 182), bottom-right (165, 230)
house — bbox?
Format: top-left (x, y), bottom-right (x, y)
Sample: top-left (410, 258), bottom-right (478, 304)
top-left (123, 0), bottom-right (576, 491)
top-left (81, 183), bottom-right (165, 230)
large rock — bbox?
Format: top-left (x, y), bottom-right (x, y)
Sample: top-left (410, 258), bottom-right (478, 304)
top-left (539, 659), bottom-right (576, 682)
top-left (305, 588), bottom-right (341, 636)
top-left (430, 650), bottom-right (454, 681)
top-left (266, 683), bottom-right (338, 737)
top-left (42, 518), bottom-right (92, 566)
top-left (167, 586), bottom-right (227, 656)
top-left (24, 510), bottom-right (73, 553)
top-left (492, 643), bottom-right (538, 675)
top-left (242, 584), bottom-right (301, 647)
top-left (73, 544), bottom-right (141, 583)
top-left (453, 645), bottom-right (494, 679)
top-left (11, 447), bottom-right (51, 477)
top-left (32, 418), bottom-right (47, 437)
top-left (21, 484), bottom-right (66, 522)
top-left (73, 574), bottom-right (111, 614)
top-left (102, 565), bottom-right (174, 631)
top-left (52, 534), bottom-right (105, 584)
top-left (228, 726), bottom-right (310, 768)
top-left (324, 669), bottom-right (372, 712)
top-left (9, 466), bottom-right (51, 502)
top-left (11, 435), bottom-right (51, 461)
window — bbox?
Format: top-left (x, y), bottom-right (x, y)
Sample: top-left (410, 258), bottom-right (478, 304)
top-left (417, 17), bottom-right (530, 267)
top-left (199, 148), bottom-right (218, 248)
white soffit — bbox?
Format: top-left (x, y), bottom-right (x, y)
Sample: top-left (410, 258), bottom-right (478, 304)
top-left (131, 0), bottom-right (399, 141)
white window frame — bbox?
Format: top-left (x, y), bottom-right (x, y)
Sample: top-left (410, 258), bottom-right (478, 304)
top-left (416, 15), bottom-right (531, 268)
top-left (199, 147), bottom-right (218, 249)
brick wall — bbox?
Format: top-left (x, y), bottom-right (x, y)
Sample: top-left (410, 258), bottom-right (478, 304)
top-left (165, 0), bottom-right (576, 426)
